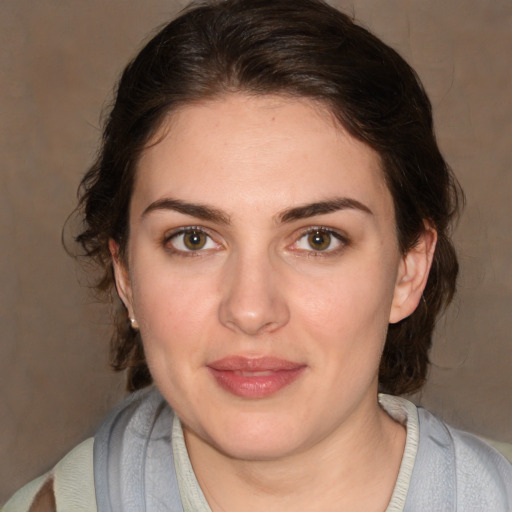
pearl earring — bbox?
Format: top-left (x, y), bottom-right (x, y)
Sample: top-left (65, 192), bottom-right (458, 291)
top-left (129, 317), bottom-right (139, 331)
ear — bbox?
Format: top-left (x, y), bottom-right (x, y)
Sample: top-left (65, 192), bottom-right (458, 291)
top-left (109, 239), bottom-right (135, 319)
top-left (389, 227), bottom-right (437, 324)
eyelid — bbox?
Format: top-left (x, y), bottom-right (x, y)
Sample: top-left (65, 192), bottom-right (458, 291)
top-left (164, 224), bottom-right (209, 236)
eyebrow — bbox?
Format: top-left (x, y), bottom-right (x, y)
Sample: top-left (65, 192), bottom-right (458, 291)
top-left (277, 197), bottom-right (373, 223)
top-left (141, 196), bottom-right (372, 225)
top-left (142, 198), bottom-right (231, 224)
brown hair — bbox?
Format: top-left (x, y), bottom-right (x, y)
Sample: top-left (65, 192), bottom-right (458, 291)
top-left (76, 0), bottom-right (462, 395)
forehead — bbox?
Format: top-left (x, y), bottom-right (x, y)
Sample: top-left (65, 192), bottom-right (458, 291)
top-left (133, 94), bottom-right (392, 219)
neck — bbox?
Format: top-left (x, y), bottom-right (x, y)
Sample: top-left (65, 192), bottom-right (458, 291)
top-left (183, 393), bottom-right (406, 512)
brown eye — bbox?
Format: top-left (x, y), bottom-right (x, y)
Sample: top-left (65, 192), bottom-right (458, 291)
top-left (167, 228), bottom-right (217, 253)
top-left (307, 230), bottom-right (332, 251)
top-left (293, 228), bottom-right (346, 255)
top-left (183, 230), bottom-right (207, 250)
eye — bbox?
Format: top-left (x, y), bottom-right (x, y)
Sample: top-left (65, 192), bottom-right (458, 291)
top-left (293, 228), bottom-right (346, 253)
top-left (166, 228), bottom-right (218, 253)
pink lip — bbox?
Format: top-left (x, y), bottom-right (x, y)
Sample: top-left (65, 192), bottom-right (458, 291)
top-left (207, 356), bottom-right (306, 399)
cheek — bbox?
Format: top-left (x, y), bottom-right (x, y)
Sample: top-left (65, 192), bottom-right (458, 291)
top-left (130, 264), bottom-right (218, 351)
top-left (131, 271), bottom-right (216, 403)
top-left (294, 266), bottom-right (396, 336)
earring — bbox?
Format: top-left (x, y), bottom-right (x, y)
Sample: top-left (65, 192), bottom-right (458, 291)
top-left (129, 317), bottom-right (139, 331)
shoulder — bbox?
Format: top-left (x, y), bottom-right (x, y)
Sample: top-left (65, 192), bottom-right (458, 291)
top-left (3, 438), bottom-right (96, 512)
top-left (3, 388), bottom-right (169, 512)
top-left (447, 423), bottom-right (512, 501)
top-left (3, 388), bottom-right (166, 512)
top-left (414, 406), bottom-right (512, 509)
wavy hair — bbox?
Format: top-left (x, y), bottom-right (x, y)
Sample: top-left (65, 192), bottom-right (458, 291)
top-left (75, 0), bottom-right (463, 394)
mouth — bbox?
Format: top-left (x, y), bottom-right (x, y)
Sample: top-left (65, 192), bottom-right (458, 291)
top-left (207, 356), bottom-right (306, 399)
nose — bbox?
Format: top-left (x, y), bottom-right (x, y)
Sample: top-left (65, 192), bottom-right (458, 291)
top-left (218, 252), bottom-right (290, 336)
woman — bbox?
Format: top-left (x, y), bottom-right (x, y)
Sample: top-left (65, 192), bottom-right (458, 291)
top-left (5, 0), bottom-right (511, 510)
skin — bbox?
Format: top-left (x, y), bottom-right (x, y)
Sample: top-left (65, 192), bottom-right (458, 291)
top-left (112, 94), bottom-right (436, 511)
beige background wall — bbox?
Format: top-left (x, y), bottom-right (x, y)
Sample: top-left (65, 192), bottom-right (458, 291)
top-left (1, 0), bottom-right (511, 502)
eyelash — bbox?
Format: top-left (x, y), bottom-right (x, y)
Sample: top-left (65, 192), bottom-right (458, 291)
top-left (290, 227), bottom-right (349, 257)
top-left (162, 226), bottom-right (349, 257)
top-left (163, 226), bottom-right (221, 256)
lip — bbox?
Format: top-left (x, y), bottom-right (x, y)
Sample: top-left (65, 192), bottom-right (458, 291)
top-left (207, 356), bottom-right (306, 399)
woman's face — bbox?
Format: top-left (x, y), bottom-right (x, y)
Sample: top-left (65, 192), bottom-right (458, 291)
top-left (113, 94), bottom-right (429, 460)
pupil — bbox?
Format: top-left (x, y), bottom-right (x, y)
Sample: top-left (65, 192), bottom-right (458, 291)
top-left (189, 233), bottom-right (201, 244)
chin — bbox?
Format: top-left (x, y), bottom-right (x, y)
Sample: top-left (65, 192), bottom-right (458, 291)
top-left (199, 412), bottom-right (311, 461)
top-left (216, 436), bottom-right (304, 462)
